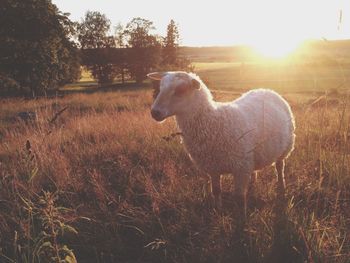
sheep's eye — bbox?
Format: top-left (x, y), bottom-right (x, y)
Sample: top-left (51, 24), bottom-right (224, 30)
top-left (174, 83), bottom-right (188, 97)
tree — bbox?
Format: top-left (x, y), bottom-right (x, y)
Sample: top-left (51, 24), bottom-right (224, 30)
top-left (78, 11), bottom-right (118, 84)
top-left (124, 18), bottom-right (161, 83)
top-left (114, 23), bottom-right (128, 84)
top-left (161, 20), bottom-right (193, 71)
top-left (162, 19), bottom-right (180, 66)
top-left (114, 22), bottom-right (126, 48)
top-left (78, 11), bottom-right (113, 49)
top-left (0, 0), bottom-right (80, 96)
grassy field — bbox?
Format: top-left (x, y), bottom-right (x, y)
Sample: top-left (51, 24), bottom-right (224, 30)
top-left (2, 44), bottom-right (350, 262)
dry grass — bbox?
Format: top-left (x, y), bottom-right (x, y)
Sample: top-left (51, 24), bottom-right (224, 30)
top-left (1, 84), bottom-right (350, 262)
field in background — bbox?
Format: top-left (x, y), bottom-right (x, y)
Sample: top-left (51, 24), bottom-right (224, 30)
top-left (194, 60), bottom-right (349, 94)
top-left (62, 39), bottom-right (350, 96)
top-left (2, 40), bottom-right (350, 262)
top-left (190, 40), bottom-right (350, 95)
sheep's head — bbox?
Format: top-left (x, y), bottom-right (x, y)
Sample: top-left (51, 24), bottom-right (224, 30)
top-left (148, 71), bottom-right (201, 122)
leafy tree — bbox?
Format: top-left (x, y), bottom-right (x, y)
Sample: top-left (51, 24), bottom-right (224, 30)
top-left (115, 22), bottom-right (126, 48)
top-left (124, 18), bottom-right (161, 83)
top-left (0, 0), bottom-right (80, 95)
top-left (78, 11), bottom-right (114, 49)
top-left (78, 11), bottom-right (118, 84)
top-left (114, 23), bottom-right (128, 83)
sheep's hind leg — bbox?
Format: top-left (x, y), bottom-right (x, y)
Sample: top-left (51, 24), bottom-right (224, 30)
top-left (251, 171), bottom-right (258, 185)
top-left (210, 174), bottom-right (222, 210)
top-left (275, 159), bottom-right (286, 197)
top-left (234, 173), bottom-right (250, 219)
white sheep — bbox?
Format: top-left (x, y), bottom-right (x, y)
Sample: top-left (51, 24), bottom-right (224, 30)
top-left (148, 71), bottom-right (295, 215)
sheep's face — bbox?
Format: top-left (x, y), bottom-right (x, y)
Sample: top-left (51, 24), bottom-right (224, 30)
top-left (148, 72), bottom-right (201, 122)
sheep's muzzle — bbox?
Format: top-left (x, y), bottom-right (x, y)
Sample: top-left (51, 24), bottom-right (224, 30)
top-left (151, 108), bottom-right (165, 122)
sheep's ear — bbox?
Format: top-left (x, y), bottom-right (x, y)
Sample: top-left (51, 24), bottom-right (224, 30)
top-left (147, 72), bottom-right (166, 81)
top-left (191, 78), bottom-right (201, 90)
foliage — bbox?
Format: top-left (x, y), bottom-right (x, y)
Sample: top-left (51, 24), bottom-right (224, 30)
top-left (77, 11), bottom-right (113, 50)
top-left (18, 191), bottom-right (78, 263)
top-left (0, 74), bottom-right (21, 96)
top-left (78, 11), bottom-right (120, 85)
top-left (162, 20), bottom-right (180, 66)
top-left (160, 20), bottom-right (193, 72)
top-left (124, 17), bottom-right (162, 83)
top-left (77, 17), bottom-right (192, 85)
top-left (112, 23), bottom-right (130, 84)
top-left (0, 138), bottom-right (78, 262)
top-left (0, 0), bottom-right (81, 95)
top-left (114, 22), bottom-right (127, 48)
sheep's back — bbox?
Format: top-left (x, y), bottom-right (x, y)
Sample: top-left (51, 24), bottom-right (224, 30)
top-left (233, 89), bottom-right (295, 170)
top-left (176, 88), bottom-right (295, 175)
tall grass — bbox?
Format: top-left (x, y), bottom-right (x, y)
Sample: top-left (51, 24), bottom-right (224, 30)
top-left (1, 87), bottom-right (350, 262)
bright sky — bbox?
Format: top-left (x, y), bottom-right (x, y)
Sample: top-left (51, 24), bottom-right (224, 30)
top-left (53, 0), bottom-right (350, 50)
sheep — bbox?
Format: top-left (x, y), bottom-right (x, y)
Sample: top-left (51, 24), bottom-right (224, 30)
top-left (148, 71), bottom-right (295, 215)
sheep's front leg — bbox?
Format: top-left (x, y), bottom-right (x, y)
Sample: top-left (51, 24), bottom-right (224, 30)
top-left (251, 171), bottom-right (258, 185)
top-left (234, 173), bottom-right (250, 218)
top-left (210, 174), bottom-right (222, 210)
top-left (275, 159), bottom-right (285, 197)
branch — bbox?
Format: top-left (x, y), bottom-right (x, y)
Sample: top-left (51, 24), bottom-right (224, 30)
top-left (49, 106), bottom-right (68, 124)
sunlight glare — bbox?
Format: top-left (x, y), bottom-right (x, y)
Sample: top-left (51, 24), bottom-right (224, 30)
top-left (251, 38), bottom-right (302, 59)
top-left (240, 0), bottom-right (341, 59)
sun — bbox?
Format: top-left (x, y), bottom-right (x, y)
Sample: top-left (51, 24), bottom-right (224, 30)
top-left (251, 38), bottom-right (303, 59)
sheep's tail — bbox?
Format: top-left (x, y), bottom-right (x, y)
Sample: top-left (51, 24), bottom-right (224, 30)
top-left (281, 112), bottom-right (296, 160)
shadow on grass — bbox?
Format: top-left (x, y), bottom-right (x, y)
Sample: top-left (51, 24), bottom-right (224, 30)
top-left (263, 194), bottom-right (311, 263)
top-left (60, 81), bottom-right (151, 95)
top-left (0, 81), bottom-right (152, 99)
top-left (222, 191), bottom-right (312, 263)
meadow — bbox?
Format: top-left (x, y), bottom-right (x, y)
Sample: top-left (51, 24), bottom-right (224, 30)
top-left (1, 43), bottom-right (350, 262)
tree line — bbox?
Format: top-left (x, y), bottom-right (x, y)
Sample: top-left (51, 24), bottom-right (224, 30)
top-left (0, 0), bottom-right (191, 96)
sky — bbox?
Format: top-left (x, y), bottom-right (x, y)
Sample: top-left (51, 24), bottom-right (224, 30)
top-left (52, 0), bottom-right (350, 48)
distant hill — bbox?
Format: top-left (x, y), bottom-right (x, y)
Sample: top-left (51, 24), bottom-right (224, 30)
top-left (179, 39), bottom-right (350, 63)
top-left (179, 46), bottom-right (256, 62)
